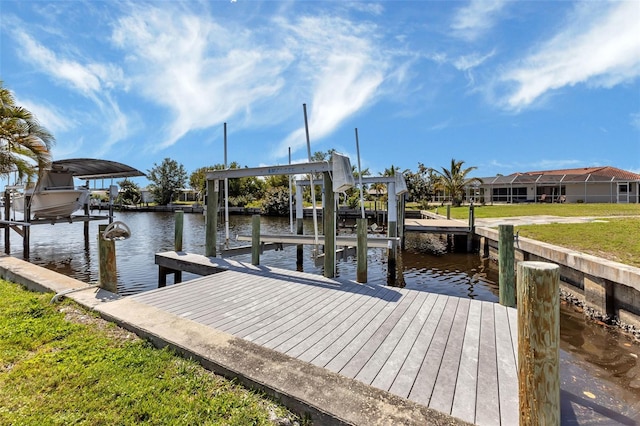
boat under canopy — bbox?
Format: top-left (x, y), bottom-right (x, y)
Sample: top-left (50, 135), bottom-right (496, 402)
top-left (11, 158), bottom-right (145, 220)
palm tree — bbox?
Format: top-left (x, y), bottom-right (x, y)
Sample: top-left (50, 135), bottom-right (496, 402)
top-left (433, 158), bottom-right (482, 207)
top-left (0, 81), bottom-right (54, 182)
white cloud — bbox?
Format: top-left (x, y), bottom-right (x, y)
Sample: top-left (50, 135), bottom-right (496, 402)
top-left (112, 6), bottom-right (292, 151)
top-left (17, 98), bottom-right (73, 135)
top-left (453, 50), bottom-right (495, 85)
top-left (631, 112), bottom-right (640, 130)
top-left (451, 0), bottom-right (509, 41)
top-left (274, 15), bottom-right (388, 158)
top-left (11, 26), bottom-right (130, 152)
top-left (110, 6), bottom-right (395, 158)
top-left (500, 1), bottom-right (640, 110)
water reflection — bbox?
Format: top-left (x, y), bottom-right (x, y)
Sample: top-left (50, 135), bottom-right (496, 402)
top-left (5, 211), bottom-right (640, 421)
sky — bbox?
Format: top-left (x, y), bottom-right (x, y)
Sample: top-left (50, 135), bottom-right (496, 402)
top-left (1, 0), bottom-right (639, 187)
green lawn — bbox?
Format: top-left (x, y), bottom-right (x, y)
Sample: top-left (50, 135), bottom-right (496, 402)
top-left (516, 218), bottom-right (640, 268)
top-left (0, 281), bottom-right (301, 425)
top-left (446, 203), bottom-right (640, 219)
top-left (420, 203), bottom-right (640, 268)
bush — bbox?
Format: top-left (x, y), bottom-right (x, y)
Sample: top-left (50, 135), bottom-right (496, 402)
top-left (260, 187), bottom-right (290, 216)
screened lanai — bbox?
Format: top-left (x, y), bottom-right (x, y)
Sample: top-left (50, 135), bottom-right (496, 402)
top-left (475, 166), bottom-right (640, 204)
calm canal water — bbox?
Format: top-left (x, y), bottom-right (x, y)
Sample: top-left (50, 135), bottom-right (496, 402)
top-left (6, 211), bottom-right (640, 424)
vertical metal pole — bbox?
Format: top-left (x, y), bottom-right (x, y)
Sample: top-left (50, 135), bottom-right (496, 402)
top-left (355, 128), bottom-right (365, 219)
top-left (224, 123), bottom-right (230, 248)
top-left (323, 172), bottom-right (335, 278)
top-left (23, 195), bottom-right (30, 259)
top-left (4, 190), bottom-right (10, 254)
top-left (205, 179), bottom-right (218, 257)
top-left (518, 261), bottom-right (560, 425)
top-left (303, 104), bottom-right (319, 250)
top-left (289, 147), bottom-right (293, 233)
top-left (499, 224), bottom-right (515, 307)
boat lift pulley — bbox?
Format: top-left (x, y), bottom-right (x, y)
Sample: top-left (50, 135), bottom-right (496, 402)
top-left (102, 221), bottom-right (131, 241)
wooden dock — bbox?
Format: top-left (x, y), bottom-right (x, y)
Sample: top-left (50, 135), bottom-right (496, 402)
top-left (404, 218), bottom-right (471, 235)
top-left (145, 252), bottom-right (518, 425)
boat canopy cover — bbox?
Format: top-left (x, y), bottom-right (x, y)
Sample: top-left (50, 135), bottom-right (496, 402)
top-left (51, 159), bottom-right (146, 180)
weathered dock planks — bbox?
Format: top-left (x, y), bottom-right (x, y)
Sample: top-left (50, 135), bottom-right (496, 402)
top-left (139, 253), bottom-right (518, 425)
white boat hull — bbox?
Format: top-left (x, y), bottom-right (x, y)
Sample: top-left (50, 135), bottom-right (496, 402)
top-left (12, 189), bottom-right (90, 219)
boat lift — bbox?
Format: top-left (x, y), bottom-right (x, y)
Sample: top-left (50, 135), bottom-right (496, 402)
top-left (1, 158), bottom-right (145, 258)
top-left (205, 155), bottom-right (408, 284)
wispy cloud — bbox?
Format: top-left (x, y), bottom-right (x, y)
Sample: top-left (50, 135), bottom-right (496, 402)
top-left (451, 0), bottom-right (509, 41)
top-left (453, 50), bottom-right (495, 85)
top-left (631, 112), bottom-right (640, 130)
top-left (109, 4), bottom-right (397, 157)
top-left (274, 15), bottom-right (389, 158)
top-left (112, 6), bottom-right (291, 151)
top-left (10, 26), bottom-right (130, 154)
top-left (499, 1), bottom-right (640, 110)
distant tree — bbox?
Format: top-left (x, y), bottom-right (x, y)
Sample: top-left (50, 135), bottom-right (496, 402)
top-left (261, 186), bottom-right (290, 216)
top-left (404, 162), bottom-right (438, 203)
top-left (117, 178), bottom-right (141, 205)
top-left (147, 158), bottom-right (187, 205)
top-left (433, 158), bottom-right (482, 207)
top-left (0, 81), bottom-right (54, 181)
top-left (189, 166), bottom-right (210, 201)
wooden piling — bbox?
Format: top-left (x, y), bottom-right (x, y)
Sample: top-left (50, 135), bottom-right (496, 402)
top-left (499, 224), bottom-right (515, 307)
top-left (98, 224), bottom-right (118, 293)
top-left (251, 214), bottom-right (260, 265)
top-left (205, 179), bottom-right (218, 257)
top-left (466, 203), bottom-right (475, 252)
top-left (323, 172), bottom-right (335, 278)
top-left (295, 184), bottom-right (304, 271)
top-left (175, 210), bottom-right (184, 251)
top-left (446, 205), bottom-right (451, 220)
top-left (356, 217), bottom-right (367, 283)
top-left (387, 221), bottom-right (397, 286)
top-left (517, 261), bottom-right (560, 426)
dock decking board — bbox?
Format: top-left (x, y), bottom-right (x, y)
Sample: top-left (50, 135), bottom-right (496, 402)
top-left (137, 253), bottom-right (519, 425)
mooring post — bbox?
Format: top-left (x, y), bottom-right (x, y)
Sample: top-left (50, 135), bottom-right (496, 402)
top-left (517, 261), bottom-right (560, 425)
top-left (251, 214), bottom-right (260, 265)
top-left (4, 190), bottom-right (10, 254)
top-left (205, 179), bottom-right (218, 257)
top-left (499, 224), bottom-right (516, 307)
top-left (356, 217), bottom-right (368, 283)
top-left (83, 201), bottom-right (90, 248)
top-left (323, 172), bottom-right (335, 278)
top-left (466, 202), bottom-right (475, 252)
top-left (97, 224), bottom-right (118, 293)
top-left (295, 183), bottom-right (304, 271)
top-left (175, 210), bottom-right (184, 251)
top-left (446, 205), bottom-right (451, 220)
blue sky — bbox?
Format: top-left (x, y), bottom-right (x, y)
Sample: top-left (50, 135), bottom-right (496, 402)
top-left (1, 0), bottom-right (639, 185)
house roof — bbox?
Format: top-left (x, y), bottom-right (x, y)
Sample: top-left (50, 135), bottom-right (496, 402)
top-left (479, 166), bottom-right (640, 185)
